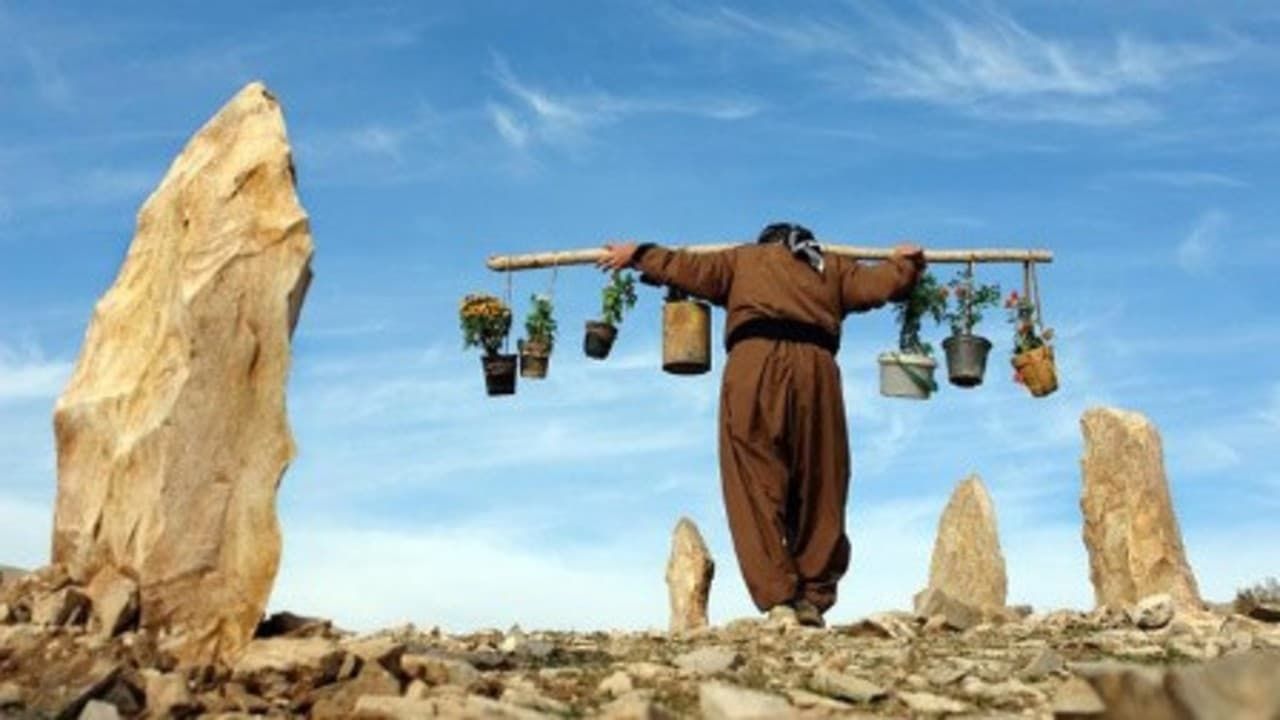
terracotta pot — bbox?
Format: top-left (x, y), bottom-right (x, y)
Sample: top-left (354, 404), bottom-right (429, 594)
top-left (481, 353), bottom-right (517, 396)
top-left (519, 339), bottom-right (551, 379)
top-left (1013, 344), bottom-right (1058, 397)
top-left (942, 333), bottom-right (992, 388)
top-left (583, 321), bottom-right (617, 360)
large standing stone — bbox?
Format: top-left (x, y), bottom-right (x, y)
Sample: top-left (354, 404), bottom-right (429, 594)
top-left (51, 81), bottom-right (314, 665)
top-left (1079, 408), bottom-right (1202, 611)
top-left (920, 475), bottom-right (1007, 611)
top-left (665, 517), bottom-right (714, 634)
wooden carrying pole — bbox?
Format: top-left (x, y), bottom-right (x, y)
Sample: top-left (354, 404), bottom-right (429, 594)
top-left (486, 244), bottom-right (1053, 272)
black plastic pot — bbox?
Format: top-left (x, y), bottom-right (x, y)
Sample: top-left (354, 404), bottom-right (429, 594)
top-left (481, 353), bottom-right (517, 396)
top-left (583, 321), bottom-right (618, 360)
top-left (942, 333), bottom-right (992, 388)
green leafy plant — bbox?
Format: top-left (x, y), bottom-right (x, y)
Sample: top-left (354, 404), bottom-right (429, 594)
top-left (522, 293), bottom-right (557, 351)
top-left (459, 293), bottom-right (512, 356)
top-left (892, 271), bottom-right (946, 356)
top-left (941, 266), bottom-right (1001, 336)
top-left (600, 270), bottom-right (638, 326)
top-left (1005, 289), bottom-right (1054, 355)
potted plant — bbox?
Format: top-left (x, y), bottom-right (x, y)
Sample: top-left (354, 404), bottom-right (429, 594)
top-left (519, 293), bottom-right (556, 379)
top-left (584, 270), bottom-right (637, 359)
top-left (1007, 290), bottom-right (1058, 397)
top-left (460, 293), bottom-right (515, 396)
top-left (879, 271), bottom-right (946, 399)
top-left (940, 266), bottom-right (1000, 387)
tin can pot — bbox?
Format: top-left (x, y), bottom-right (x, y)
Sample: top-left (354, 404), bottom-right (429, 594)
top-left (662, 299), bottom-right (711, 375)
top-left (878, 351), bottom-right (937, 399)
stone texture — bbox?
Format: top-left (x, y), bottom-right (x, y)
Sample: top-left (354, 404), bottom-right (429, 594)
top-left (1079, 408), bottom-right (1202, 611)
top-left (1166, 651), bottom-right (1280, 719)
top-left (699, 681), bottom-right (797, 720)
top-left (673, 646), bottom-right (740, 675)
top-left (1129, 593), bottom-right (1175, 630)
top-left (923, 474), bottom-right (1007, 611)
top-left (78, 700), bottom-right (121, 720)
top-left (809, 667), bottom-right (888, 704)
top-left (86, 567), bottom-right (139, 637)
top-left (665, 517), bottom-right (714, 634)
top-left (32, 586), bottom-right (91, 627)
top-left (913, 587), bottom-right (985, 631)
top-left (50, 81), bottom-right (314, 667)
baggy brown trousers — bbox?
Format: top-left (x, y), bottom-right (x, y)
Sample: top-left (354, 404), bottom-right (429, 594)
top-left (635, 241), bottom-right (919, 613)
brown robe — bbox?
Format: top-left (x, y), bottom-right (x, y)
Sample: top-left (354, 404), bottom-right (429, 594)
top-left (634, 242), bottom-right (920, 613)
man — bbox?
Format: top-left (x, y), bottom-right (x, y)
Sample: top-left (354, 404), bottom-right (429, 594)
top-left (598, 223), bottom-right (925, 627)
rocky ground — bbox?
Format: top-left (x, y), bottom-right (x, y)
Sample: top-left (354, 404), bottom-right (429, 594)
top-left (3, 566), bottom-right (1280, 719)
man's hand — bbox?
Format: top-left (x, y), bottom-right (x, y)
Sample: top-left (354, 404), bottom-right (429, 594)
top-left (890, 242), bottom-right (926, 270)
top-left (597, 242), bottom-right (638, 271)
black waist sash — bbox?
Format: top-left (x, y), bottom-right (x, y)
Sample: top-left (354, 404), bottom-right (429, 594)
top-left (725, 317), bottom-right (840, 355)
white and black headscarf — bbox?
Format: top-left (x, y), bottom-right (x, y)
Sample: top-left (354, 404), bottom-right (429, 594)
top-left (757, 222), bottom-right (824, 274)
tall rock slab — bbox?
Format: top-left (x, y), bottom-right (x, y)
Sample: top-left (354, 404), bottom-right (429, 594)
top-left (666, 517), bottom-right (714, 633)
top-left (51, 82), bottom-right (314, 665)
top-left (920, 474), bottom-right (1007, 611)
top-left (1080, 407), bottom-right (1202, 610)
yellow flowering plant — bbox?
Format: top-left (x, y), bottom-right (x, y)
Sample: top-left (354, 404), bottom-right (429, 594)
top-left (459, 293), bottom-right (512, 356)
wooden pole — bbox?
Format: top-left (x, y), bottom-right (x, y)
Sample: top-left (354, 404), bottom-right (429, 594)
top-left (486, 244), bottom-right (1053, 272)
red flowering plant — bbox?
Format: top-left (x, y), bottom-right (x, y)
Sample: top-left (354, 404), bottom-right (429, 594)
top-left (1006, 290), bottom-right (1053, 353)
top-left (941, 266), bottom-right (1000, 336)
top-left (1005, 290), bottom-right (1054, 384)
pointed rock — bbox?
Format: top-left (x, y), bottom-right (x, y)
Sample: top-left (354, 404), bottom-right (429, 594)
top-left (1080, 408), bottom-right (1202, 611)
top-left (666, 517), bottom-right (714, 634)
top-left (921, 474), bottom-right (1007, 611)
top-left (50, 82), bottom-right (314, 666)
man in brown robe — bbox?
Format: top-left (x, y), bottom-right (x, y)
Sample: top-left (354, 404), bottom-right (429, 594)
top-left (599, 223), bottom-right (924, 627)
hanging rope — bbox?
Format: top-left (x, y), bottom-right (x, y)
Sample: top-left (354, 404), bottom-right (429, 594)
top-left (504, 267), bottom-right (514, 354)
top-left (1030, 260), bottom-right (1046, 335)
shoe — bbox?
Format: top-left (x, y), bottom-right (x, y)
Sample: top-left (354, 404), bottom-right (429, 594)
top-left (793, 599), bottom-right (826, 628)
top-left (765, 604), bottom-right (799, 628)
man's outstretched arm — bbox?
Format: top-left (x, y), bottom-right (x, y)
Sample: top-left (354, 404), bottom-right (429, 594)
top-left (598, 241), bottom-right (735, 306)
top-left (840, 243), bottom-right (926, 313)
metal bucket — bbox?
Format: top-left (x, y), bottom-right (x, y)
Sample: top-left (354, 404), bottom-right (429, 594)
top-left (583, 321), bottom-right (617, 360)
top-left (942, 333), bottom-right (993, 388)
top-left (878, 352), bottom-right (937, 399)
top-left (662, 299), bottom-right (711, 375)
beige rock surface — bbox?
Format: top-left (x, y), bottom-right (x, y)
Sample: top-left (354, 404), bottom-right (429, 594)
top-left (50, 81), bottom-right (314, 665)
top-left (922, 474), bottom-right (1007, 610)
top-left (665, 517), bottom-right (714, 634)
top-left (1079, 407), bottom-right (1203, 611)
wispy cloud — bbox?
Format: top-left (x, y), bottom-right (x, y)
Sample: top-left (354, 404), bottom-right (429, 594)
top-left (1123, 170), bottom-right (1248, 189)
top-left (660, 5), bottom-right (1240, 127)
top-left (349, 125), bottom-right (406, 163)
top-left (488, 53), bottom-right (760, 149)
top-left (1176, 209), bottom-right (1227, 273)
top-left (0, 345), bottom-right (71, 404)
top-left (0, 5), bottom-right (74, 110)
top-left (487, 103), bottom-right (530, 149)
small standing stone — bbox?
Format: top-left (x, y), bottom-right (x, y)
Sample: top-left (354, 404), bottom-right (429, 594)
top-left (1080, 408), bottom-right (1203, 610)
top-left (920, 474), bottom-right (1007, 615)
top-left (598, 670), bottom-right (635, 698)
top-left (666, 517), bottom-right (715, 634)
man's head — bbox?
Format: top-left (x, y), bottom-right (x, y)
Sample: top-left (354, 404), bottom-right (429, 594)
top-left (757, 222), bottom-right (814, 246)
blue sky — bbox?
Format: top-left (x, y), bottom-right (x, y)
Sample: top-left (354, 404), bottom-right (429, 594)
top-left (1, 1), bottom-right (1277, 632)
